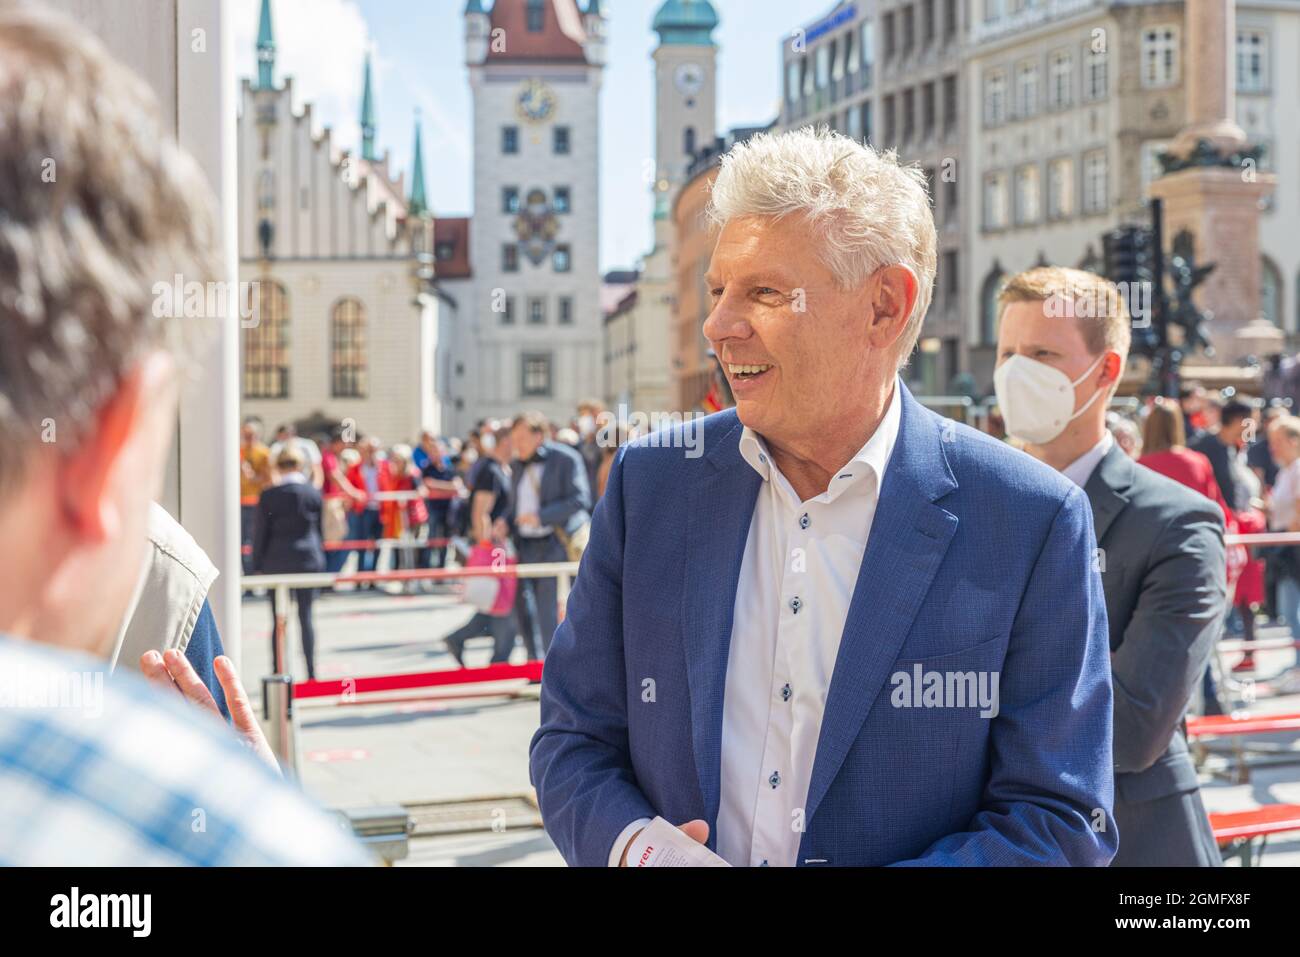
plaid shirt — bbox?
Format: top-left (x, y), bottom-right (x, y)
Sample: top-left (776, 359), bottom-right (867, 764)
top-left (0, 635), bottom-right (369, 866)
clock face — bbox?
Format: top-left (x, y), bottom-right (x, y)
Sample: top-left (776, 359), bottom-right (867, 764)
top-left (675, 63), bottom-right (705, 97)
top-left (516, 79), bottom-right (557, 124)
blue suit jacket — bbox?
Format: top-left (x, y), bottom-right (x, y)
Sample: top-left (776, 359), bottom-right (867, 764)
top-left (529, 384), bottom-right (1117, 866)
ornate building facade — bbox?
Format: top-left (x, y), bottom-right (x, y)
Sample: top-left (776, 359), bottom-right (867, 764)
top-left (238, 0), bottom-right (453, 444)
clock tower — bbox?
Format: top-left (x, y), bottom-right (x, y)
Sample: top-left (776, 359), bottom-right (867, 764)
top-left (458, 0), bottom-right (606, 434)
top-left (652, 0), bottom-right (719, 242)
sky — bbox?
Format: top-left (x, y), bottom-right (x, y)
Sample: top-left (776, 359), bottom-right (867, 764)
top-left (232, 0), bottom-right (841, 273)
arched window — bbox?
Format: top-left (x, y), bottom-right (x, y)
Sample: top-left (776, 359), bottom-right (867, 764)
top-left (1260, 256), bottom-right (1282, 328)
top-left (980, 264), bottom-right (1005, 346)
top-left (331, 298), bottom-right (368, 398)
top-left (243, 280), bottom-right (289, 399)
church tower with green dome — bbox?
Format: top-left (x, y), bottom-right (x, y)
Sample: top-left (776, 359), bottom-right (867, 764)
top-left (651, 0), bottom-right (718, 245)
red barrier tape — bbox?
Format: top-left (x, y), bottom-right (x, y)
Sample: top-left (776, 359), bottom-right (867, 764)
top-left (242, 538), bottom-right (451, 555)
top-left (294, 660), bottom-right (543, 699)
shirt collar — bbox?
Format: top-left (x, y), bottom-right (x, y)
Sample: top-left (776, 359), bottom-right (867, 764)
top-left (1062, 431), bottom-right (1114, 488)
top-left (738, 376), bottom-right (904, 503)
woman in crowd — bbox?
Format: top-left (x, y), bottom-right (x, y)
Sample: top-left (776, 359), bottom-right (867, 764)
top-left (252, 446), bottom-right (326, 681)
top-left (387, 443), bottom-right (428, 592)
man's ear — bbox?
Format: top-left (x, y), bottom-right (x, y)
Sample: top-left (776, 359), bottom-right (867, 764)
top-left (1101, 351), bottom-right (1123, 387)
top-left (57, 352), bottom-right (176, 543)
top-left (867, 264), bottom-right (919, 351)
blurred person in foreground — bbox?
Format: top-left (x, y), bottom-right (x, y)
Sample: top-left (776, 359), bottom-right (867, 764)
top-left (252, 447), bottom-right (326, 681)
top-left (0, 3), bottom-right (364, 864)
top-left (995, 266), bottom-right (1226, 866)
top-left (531, 129), bottom-right (1116, 867)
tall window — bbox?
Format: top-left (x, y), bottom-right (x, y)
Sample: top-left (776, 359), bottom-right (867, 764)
top-left (1016, 61), bottom-right (1039, 118)
top-left (553, 245), bottom-right (571, 273)
top-left (861, 101), bottom-right (873, 144)
top-left (902, 88), bottom-right (915, 142)
top-left (942, 73), bottom-right (957, 137)
top-left (1082, 150), bottom-right (1108, 213)
top-left (554, 186), bottom-right (571, 214)
top-left (1048, 50), bottom-right (1072, 109)
top-left (1014, 165), bottom-right (1040, 225)
top-left (883, 11), bottom-right (896, 59)
top-left (1261, 258), bottom-right (1282, 327)
top-left (861, 20), bottom-right (875, 87)
top-left (983, 171), bottom-right (1008, 230)
top-left (684, 127), bottom-right (696, 157)
top-left (503, 244), bottom-right (519, 272)
top-left (526, 0), bottom-right (544, 32)
top-left (1140, 140), bottom-right (1172, 198)
top-left (521, 353), bottom-right (553, 398)
top-left (922, 81), bottom-right (936, 138)
top-left (243, 280), bottom-right (289, 399)
top-left (943, 174), bottom-right (958, 224)
top-left (1047, 156), bottom-right (1074, 220)
top-left (553, 127), bottom-right (571, 155)
top-left (559, 296), bottom-right (574, 325)
top-left (980, 267), bottom-right (1005, 345)
top-left (502, 186), bottom-right (520, 214)
top-left (902, 4), bottom-right (915, 57)
top-left (1141, 27), bottom-right (1179, 89)
top-left (502, 126), bottom-right (519, 154)
top-left (1237, 30), bottom-right (1268, 93)
top-left (501, 295), bottom-right (516, 325)
top-left (527, 296), bottom-right (546, 325)
top-left (786, 60), bottom-right (801, 104)
top-left (985, 69), bottom-right (1007, 126)
top-left (330, 298), bottom-right (367, 399)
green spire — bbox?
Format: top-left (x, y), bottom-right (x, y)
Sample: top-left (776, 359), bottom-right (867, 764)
top-left (465, 0), bottom-right (486, 12)
top-left (360, 51), bottom-right (378, 162)
top-left (408, 112), bottom-right (429, 218)
top-left (256, 0), bottom-right (275, 89)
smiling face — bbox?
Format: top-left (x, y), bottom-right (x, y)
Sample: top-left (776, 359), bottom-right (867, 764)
top-left (702, 214), bottom-right (910, 453)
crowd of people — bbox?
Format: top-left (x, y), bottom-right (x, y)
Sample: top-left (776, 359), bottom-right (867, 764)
top-left (239, 402), bottom-right (623, 676)
top-left (1089, 384), bottom-right (1300, 713)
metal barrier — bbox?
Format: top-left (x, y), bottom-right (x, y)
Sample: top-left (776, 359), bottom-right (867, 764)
top-left (244, 561), bottom-right (579, 773)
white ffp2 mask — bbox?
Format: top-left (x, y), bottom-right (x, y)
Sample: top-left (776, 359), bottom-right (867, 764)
top-left (994, 353), bottom-right (1105, 445)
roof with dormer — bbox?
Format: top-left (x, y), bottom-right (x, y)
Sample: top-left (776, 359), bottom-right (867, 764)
top-left (486, 0), bottom-right (589, 64)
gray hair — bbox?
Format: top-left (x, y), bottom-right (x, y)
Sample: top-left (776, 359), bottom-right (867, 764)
top-left (0, 2), bottom-right (221, 489)
top-left (707, 127), bottom-right (938, 368)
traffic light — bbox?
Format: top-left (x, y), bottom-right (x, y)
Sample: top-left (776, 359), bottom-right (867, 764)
top-left (1103, 225), bottom-right (1159, 358)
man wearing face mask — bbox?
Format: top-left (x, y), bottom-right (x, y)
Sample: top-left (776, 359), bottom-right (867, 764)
top-left (995, 266), bottom-right (1227, 867)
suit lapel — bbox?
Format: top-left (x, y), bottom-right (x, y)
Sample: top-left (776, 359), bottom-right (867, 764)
top-left (1083, 445), bottom-right (1134, 545)
top-left (803, 386), bottom-right (960, 827)
top-left (682, 414), bottom-right (761, 838)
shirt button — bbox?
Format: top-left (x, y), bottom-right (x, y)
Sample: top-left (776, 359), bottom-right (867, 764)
top-left (789, 597), bottom-right (802, 615)
top-left (799, 513), bottom-right (811, 530)
top-left (769, 771), bottom-right (781, 789)
top-left (781, 683), bottom-right (792, 702)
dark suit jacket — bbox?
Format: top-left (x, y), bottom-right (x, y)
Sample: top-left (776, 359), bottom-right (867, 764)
top-left (1084, 445), bottom-right (1227, 866)
top-left (1190, 432), bottom-right (1240, 512)
top-left (252, 480), bottom-right (326, 575)
top-left (510, 441), bottom-right (592, 539)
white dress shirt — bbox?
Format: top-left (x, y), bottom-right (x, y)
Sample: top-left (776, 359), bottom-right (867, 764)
top-left (609, 379), bottom-right (904, 866)
top-left (1061, 430), bottom-right (1113, 489)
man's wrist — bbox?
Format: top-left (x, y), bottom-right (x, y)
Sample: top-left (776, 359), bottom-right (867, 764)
top-left (610, 817), bottom-right (653, 867)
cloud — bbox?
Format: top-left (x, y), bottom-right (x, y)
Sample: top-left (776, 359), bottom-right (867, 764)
top-left (232, 0), bottom-right (372, 151)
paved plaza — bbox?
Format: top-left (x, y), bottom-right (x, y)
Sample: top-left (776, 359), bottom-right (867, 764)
top-left (240, 575), bottom-right (1300, 868)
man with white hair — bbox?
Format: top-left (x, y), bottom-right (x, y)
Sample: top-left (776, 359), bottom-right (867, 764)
top-left (530, 128), bottom-right (1116, 867)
